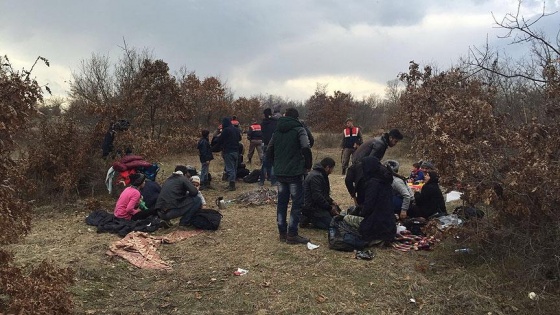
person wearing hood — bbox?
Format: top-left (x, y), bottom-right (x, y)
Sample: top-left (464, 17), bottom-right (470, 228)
top-left (216, 117), bottom-right (242, 191)
top-left (155, 165), bottom-right (202, 227)
top-left (300, 157), bottom-right (339, 230)
top-left (410, 171), bottom-right (447, 218)
top-left (266, 108), bottom-right (312, 244)
top-left (356, 156), bottom-right (396, 245)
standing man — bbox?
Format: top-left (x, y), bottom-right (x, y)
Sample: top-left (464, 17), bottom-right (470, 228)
top-left (247, 119), bottom-right (264, 165)
top-left (197, 129), bottom-right (214, 189)
top-left (301, 157), bottom-right (340, 230)
top-left (340, 118), bottom-right (363, 175)
top-left (267, 108), bottom-right (312, 244)
top-left (216, 117), bottom-right (242, 191)
top-left (260, 108), bottom-right (278, 186)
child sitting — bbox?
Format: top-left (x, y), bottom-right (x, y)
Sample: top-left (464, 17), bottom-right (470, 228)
top-left (190, 176), bottom-right (206, 208)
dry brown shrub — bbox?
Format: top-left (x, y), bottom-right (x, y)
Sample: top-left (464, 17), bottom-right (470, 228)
top-left (1, 55), bottom-right (74, 313)
top-left (396, 61), bottom-right (560, 283)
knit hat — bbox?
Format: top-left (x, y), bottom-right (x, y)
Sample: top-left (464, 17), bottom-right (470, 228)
top-left (191, 175), bottom-right (201, 185)
top-left (129, 173), bottom-right (145, 187)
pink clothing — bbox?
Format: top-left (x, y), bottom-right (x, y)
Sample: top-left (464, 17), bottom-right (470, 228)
top-left (114, 186), bottom-right (141, 220)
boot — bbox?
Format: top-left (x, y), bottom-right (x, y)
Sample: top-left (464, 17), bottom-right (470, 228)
top-left (228, 181), bottom-right (236, 191)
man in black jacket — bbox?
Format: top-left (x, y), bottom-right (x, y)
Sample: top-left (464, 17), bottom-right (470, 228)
top-left (216, 117), bottom-right (242, 191)
top-left (301, 157), bottom-right (339, 230)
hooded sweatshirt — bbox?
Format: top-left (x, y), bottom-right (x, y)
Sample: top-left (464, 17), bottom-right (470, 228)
top-left (217, 117), bottom-right (241, 154)
top-left (266, 116), bottom-right (312, 179)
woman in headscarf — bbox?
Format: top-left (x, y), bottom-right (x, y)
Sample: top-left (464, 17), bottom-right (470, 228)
top-left (410, 171), bottom-right (447, 219)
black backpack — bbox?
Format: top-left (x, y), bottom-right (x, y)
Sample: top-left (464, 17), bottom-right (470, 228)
top-left (191, 209), bottom-right (223, 230)
top-left (243, 169), bottom-right (261, 183)
top-left (328, 216), bottom-right (367, 252)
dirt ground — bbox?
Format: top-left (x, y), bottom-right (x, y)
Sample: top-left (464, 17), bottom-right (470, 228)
top-left (5, 144), bottom-right (558, 314)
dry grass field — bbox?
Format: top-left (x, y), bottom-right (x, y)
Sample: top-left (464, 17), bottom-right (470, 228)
top-left (5, 138), bottom-right (558, 314)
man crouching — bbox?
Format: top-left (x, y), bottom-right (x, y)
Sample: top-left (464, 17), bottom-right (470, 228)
top-left (300, 157), bottom-right (340, 230)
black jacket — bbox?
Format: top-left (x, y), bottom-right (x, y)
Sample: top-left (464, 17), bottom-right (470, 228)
top-left (261, 116), bottom-right (278, 146)
top-left (197, 137), bottom-right (214, 163)
top-left (358, 156), bottom-right (396, 242)
top-left (303, 163), bottom-right (333, 217)
top-left (414, 172), bottom-right (447, 218)
top-left (216, 117), bottom-right (241, 154)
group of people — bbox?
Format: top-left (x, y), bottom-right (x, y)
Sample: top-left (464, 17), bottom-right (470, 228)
top-left (294, 123), bottom-right (448, 247)
top-left (112, 107), bottom-right (448, 248)
top-left (113, 165), bottom-right (207, 228)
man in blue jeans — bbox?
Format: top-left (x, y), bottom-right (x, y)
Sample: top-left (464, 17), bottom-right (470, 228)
top-left (216, 117), bottom-right (242, 191)
top-left (266, 108), bottom-right (312, 244)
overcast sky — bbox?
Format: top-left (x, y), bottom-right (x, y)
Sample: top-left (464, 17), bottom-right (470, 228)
top-left (1, 0), bottom-right (559, 102)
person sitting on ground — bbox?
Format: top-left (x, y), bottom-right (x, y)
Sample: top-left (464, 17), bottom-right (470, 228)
top-left (385, 160), bottom-right (415, 220)
top-left (300, 157), bottom-right (340, 230)
top-left (114, 173), bottom-right (158, 220)
top-left (155, 165), bottom-right (202, 227)
top-left (190, 175), bottom-right (206, 208)
top-left (409, 162), bottom-right (425, 183)
top-left (409, 171), bottom-right (447, 219)
top-left (140, 178), bottom-right (161, 212)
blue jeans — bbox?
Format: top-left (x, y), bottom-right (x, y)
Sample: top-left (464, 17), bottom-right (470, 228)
top-left (276, 180), bottom-right (303, 236)
top-left (392, 195), bottom-right (404, 215)
top-left (260, 146), bottom-right (276, 186)
top-left (223, 151), bottom-right (238, 182)
top-left (200, 162), bottom-right (209, 183)
top-left (159, 196), bottom-right (202, 226)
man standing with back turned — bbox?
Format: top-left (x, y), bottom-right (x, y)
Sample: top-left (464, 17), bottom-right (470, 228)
top-left (267, 108), bottom-right (312, 244)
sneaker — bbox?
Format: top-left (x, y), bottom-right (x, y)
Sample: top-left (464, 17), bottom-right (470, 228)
top-left (279, 233), bottom-right (287, 242)
top-left (286, 234), bottom-right (310, 245)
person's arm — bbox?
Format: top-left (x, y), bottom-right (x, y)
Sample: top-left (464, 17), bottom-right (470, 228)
top-left (297, 127), bottom-right (312, 170)
top-left (266, 134), bottom-right (275, 164)
top-left (345, 167), bottom-right (357, 203)
top-left (356, 128), bottom-right (363, 146)
top-left (394, 179), bottom-right (412, 218)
